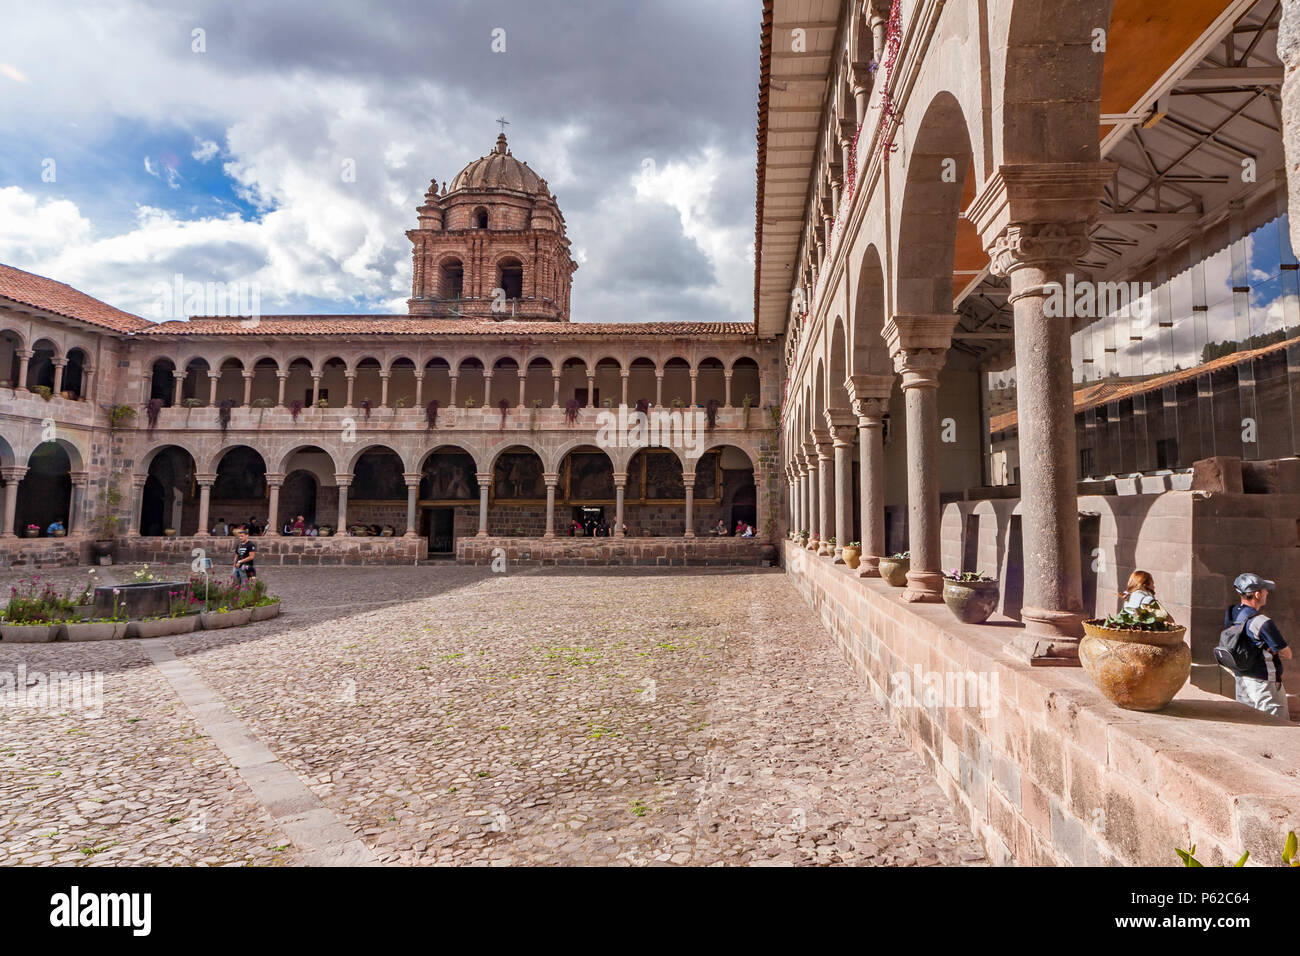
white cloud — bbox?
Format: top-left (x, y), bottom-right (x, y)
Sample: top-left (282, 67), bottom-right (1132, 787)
top-left (191, 139), bottom-right (220, 162)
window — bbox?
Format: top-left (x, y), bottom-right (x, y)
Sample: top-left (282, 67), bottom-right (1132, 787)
top-left (474, 207), bottom-right (488, 229)
top-left (497, 257), bottom-right (523, 300)
top-left (439, 259), bottom-right (464, 300)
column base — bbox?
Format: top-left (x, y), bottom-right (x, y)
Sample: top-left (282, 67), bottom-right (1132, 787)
top-left (832, 550), bottom-right (845, 564)
top-left (403, 531), bottom-right (417, 538)
top-left (901, 570), bottom-right (943, 603)
top-left (613, 531), bottom-right (624, 538)
top-left (476, 530), bottom-right (488, 538)
top-left (543, 531), bottom-right (555, 539)
top-left (684, 530), bottom-right (695, 538)
top-left (857, 556), bottom-right (881, 578)
top-left (817, 543), bottom-right (832, 556)
top-left (1008, 606), bottom-right (1085, 666)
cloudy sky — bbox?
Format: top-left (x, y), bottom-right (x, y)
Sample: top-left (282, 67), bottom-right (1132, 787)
top-left (0, 0), bottom-right (761, 323)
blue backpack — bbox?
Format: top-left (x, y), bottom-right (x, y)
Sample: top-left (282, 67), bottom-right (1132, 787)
top-left (1215, 613), bottom-right (1268, 674)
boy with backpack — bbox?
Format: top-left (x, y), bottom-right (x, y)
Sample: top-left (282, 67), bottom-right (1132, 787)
top-left (1216, 572), bottom-right (1292, 718)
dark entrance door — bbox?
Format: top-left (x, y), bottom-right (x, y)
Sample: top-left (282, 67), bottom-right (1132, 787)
top-left (427, 507), bottom-right (454, 553)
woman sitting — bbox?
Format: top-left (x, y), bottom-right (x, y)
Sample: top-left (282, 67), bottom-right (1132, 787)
top-left (1120, 570), bottom-right (1158, 610)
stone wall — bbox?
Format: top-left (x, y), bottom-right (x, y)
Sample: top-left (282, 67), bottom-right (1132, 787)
top-left (0, 537), bottom-right (87, 569)
top-left (783, 541), bottom-right (1300, 866)
top-left (117, 534), bottom-right (426, 566)
top-left (457, 535), bottom-right (775, 567)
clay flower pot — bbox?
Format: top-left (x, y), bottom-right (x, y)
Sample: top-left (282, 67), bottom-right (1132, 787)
top-left (841, 546), bottom-right (861, 569)
top-left (942, 579), bottom-right (1000, 625)
top-left (1079, 620), bottom-right (1190, 711)
top-left (877, 556), bottom-right (910, 588)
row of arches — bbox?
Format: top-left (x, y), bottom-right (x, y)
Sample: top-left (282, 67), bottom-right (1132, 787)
top-left (0, 332), bottom-right (92, 399)
top-left (145, 354), bottom-right (763, 410)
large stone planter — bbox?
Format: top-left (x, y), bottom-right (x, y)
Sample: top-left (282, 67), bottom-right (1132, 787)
top-left (1, 622), bottom-right (59, 643)
top-left (841, 546), bottom-right (861, 570)
top-left (249, 601), bottom-right (281, 622)
top-left (63, 620), bottom-right (127, 642)
top-left (93, 582), bottom-right (185, 620)
top-left (878, 557), bottom-right (910, 588)
top-left (129, 615), bottom-right (200, 638)
top-left (1079, 620), bottom-right (1190, 712)
top-left (200, 608), bottom-right (252, 629)
top-left (942, 579), bottom-right (1000, 625)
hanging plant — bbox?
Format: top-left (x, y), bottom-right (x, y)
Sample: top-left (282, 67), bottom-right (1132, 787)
top-left (360, 398), bottom-right (372, 421)
top-left (426, 399), bottom-right (439, 429)
top-left (217, 398), bottom-right (234, 434)
top-left (145, 397), bottom-right (164, 432)
top-left (289, 399), bottom-right (303, 422)
top-left (498, 397), bottom-right (510, 429)
top-left (705, 398), bottom-right (719, 431)
top-left (564, 398), bottom-right (580, 425)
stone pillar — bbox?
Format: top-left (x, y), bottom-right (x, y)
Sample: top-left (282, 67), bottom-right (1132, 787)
top-left (172, 368), bottom-right (187, 406)
top-left (379, 372), bottom-right (390, 409)
top-left (335, 475), bottom-right (351, 532)
top-left (543, 473), bottom-right (559, 537)
top-left (0, 467), bottom-right (25, 536)
top-left (970, 163), bottom-right (1114, 661)
top-left (241, 371), bottom-right (253, 406)
top-left (614, 473), bottom-right (627, 536)
top-left (689, 370), bottom-right (698, 407)
top-left (52, 359), bottom-right (66, 396)
top-left (475, 472), bottom-right (491, 536)
top-left (827, 414), bottom-right (855, 563)
top-left (655, 372), bottom-right (664, 406)
top-left (196, 473), bottom-right (216, 536)
top-left (483, 373), bottom-right (493, 408)
top-left (414, 372), bottom-right (424, 408)
top-left (848, 374), bottom-right (893, 577)
top-left (586, 374), bottom-right (595, 406)
top-left (404, 472), bottom-right (421, 537)
top-left (276, 371), bottom-right (288, 406)
top-left (723, 370), bottom-right (733, 408)
top-left (81, 366), bottom-right (96, 402)
top-left (794, 459), bottom-right (807, 535)
top-left (68, 471), bottom-right (88, 534)
top-left (311, 374), bottom-right (322, 407)
top-left (620, 371), bottom-right (629, 407)
top-left (127, 473), bottom-right (146, 536)
top-left (449, 375), bottom-right (459, 408)
top-left (753, 465), bottom-right (769, 539)
top-left (518, 372), bottom-right (527, 408)
top-left (15, 350), bottom-right (31, 389)
top-left (884, 315), bottom-right (958, 602)
top-left (207, 371), bottom-right (219, 406)
top-left (803, 442), bottom-right (820, 549)
top-left (266, 472), bottom-right (284, 535)
top-left (345, 372), bottom-right (356, 409)
top-left (683, 472), bottom-right (696, 537)
top-left (814, 431), bottom-right (834, 555)
top-left (551, 373), bottom-right (561, 408)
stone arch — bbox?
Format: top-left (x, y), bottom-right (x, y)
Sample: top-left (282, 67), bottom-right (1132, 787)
top-left (894, 90), bottom-right (975, 315)
top-left (851, 243), bottom-right (891, 376)
top-left (140, 444), bottom-right (199, 536)
top-left (275, 443), bottom-right (342, 477)
top-left (484, 437), bottom-right (545, 474)
top-left (523, 356), bottom-right (554, 407)
top-left (210, 445), bottom-right (268, 529)
top-left (828, 316), bottom-right (850, 411)
top-left (0, 433), bottom-right (16, 468)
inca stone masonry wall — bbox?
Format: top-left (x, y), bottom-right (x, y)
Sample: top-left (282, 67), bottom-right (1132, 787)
top-left (457, 536), bottom-right (774, 567)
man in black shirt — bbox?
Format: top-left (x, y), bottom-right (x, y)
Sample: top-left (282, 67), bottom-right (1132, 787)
top-left (234, 529), bottom-right (257, 584)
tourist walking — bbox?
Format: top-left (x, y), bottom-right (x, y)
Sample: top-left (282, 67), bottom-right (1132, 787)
top-left (1218, 572), bottom-right (1291, 718)
top-left (233, 528), bottom-right (258, 585)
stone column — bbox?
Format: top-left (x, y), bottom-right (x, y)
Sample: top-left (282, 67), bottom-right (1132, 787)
top-left (655, 372), bottom-right (664, 406)
top-left (414, 372), bottom-right (424, 408)
top-left (449, 375), bottom-right (459, 408)
top-left (68, 471), bottom-right (88, 534)
top-left (52, 359), bottom-right (66, 396)
top-left (345, 372), bottom-right (356, 409)
top-left (586, 374), bottom-right (595, 406)
top-left (172, 368), bottom-right (186, 406)
top-left (483, 372), bottom-right (493, 408)
top-left (0, 467), bottom-right (25, 536)
top-left (81, 366), bottom-right (96, 402)
top-left (266, 472), bottom-right (284, 535)
top-left (683, 471), bottom-right (696, 537)
top-left (207, 371), bottom-right (219, 406)
top-left (476, 472), bottom-right (491, 536)
top-left (723, 370), bottom-right (733, 408)
top-left (335, 475), bottom-right (351, 532)
top-left (803, 442), bottom-right (820, 549)
top-left (196, 473), bottom-right (216, 536)
top-left (884, 315), bottom-right (958, 602)
top-left (614, 473), bottom-right (627, 536)
top-left (15, 350), bottom-right (31, 389)
top-left (552, 374), bottom-right (561, 408)
top-left (543, 473), bottom-right (558, 537)
top-left (127, 473), bottom-right (146, 536)
top-left (276, 371), bottom-right (288, 406)
top-left (620, 371), bottom-right (629, 407)
top-left (827, 414), bottom-right (855, 563)
top-left (689, 370), bottom-right (698, 407)
top-left (311, 374), bottom-right (322, 407)
top-left (517, 372), bottom-right (527, 408)
top-left (379, 372), bottom-right (390, 408)
top-left (404, 472), bottom-right (420, 537)
top-left (814, 431), bottom-right (834, 555)
top-left (241, 371), bottom-right (253, 406)
top-left (970, 163), bottom-right (1114, 661)
top-left (794, 459), bottom-right (806, 535)
top-left (848, 374), bottom-right (893, 577)
top-left (753, 465), bottom-right (769, 539)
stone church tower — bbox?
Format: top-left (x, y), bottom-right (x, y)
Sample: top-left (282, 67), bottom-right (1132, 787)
top-left (407, 132), bottom-right (577, 322)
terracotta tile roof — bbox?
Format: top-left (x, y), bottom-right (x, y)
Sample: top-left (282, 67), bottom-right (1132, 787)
top-left (137, 317), bottom-right (756, 337)
top-left (989, 333), bottom-right (1300, 434)
top-left (0, 263), bottom-right (150, 333)
top-left (753, 0), bottom-right (774, 330)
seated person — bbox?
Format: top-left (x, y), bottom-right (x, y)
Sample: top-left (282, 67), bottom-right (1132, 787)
top-left (46, 520), bottom-right (65, 535)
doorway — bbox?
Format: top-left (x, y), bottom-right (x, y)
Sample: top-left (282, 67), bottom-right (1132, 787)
top-left (427, 507), bottom-right (455, 553)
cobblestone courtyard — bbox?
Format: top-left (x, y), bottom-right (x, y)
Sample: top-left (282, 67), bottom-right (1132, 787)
top-left (0, 563), bottom-right (984, 866)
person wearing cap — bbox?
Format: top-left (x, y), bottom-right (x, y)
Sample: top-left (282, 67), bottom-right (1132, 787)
top-left (1225, 572), bottom-right (1292, 717)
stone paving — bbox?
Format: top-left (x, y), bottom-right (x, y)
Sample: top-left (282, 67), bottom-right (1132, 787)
top-left (0, 562), bottom-right (985, 866)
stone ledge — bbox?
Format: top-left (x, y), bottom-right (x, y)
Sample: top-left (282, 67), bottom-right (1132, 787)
top-left (783, 541), bottom-right (1300, 867)
top-left (116, 534), bottom-right (427, 566)
top-left (458, 536), bottom-right (776, 567)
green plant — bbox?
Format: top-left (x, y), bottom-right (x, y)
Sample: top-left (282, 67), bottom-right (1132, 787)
top-left (181, 397), bottom-right (203, 408)
top-left (464, 396), bottom-right (479, 408)
top-left (1099, 602), bottom-right (1174, 632)
top-left (252, 397), bottom-right (274, 408)
top-left (944, 568), bottom-right (994, 582)
top-left (316, 398), bottom-right (328, 408)
top-left (108, 403), bottom-right (136, 429)
top-left (847, 541), bottom-right (860, 548)
top-left (33, 385), bottom-right (53, 401)
top-left (890, 551), bottom-right (910, 559)
top-left (89, 479), bottom-right (122, 540)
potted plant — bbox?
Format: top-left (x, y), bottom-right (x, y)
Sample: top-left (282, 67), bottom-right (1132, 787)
top-left (842, 540), bottom-right (861, 569)
top-left (316, 398), bottom-right (329, 408)
top-left (51, 526), bottom-right (67, 537)
top-left (133, 586), bottom-right (201, 637)
top-left (941, 569), bottom-right (1000, 624)
top-left (64, 614), bottom-right (127, 642)
top-left (795, 529), bottom-right (809, 548)
top-left (23, 523), bottom-right (40, 538)
top-left (1, 579), bottom-right (61, 642)
top-left (878, 551), bottom-right (910, 588)
top-left (181, 397), bottom-right (203, 408)
top-left (32, 384), bottom-right (53, 401)
top-left (164, 528), bottom-right (177, 536)
top-left (1080, 603), bottom-right (1189, 711)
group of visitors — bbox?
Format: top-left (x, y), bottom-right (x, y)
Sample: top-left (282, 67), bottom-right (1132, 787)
top-left (281, 515), bottom-right (323, 536)
top-left (569, 517), bottom-right (623, 537)
top-left (212, 516), bottom-right (265, 536)
top-left (711, 519), bottom-right (755, 537)
top-left (1121, 569), bottom-right (1291, 719)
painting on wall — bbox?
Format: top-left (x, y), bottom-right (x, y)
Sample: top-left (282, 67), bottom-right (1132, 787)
top-left (567, 452), bottom-right (615, 501)
top-left (493, 452), bottom-right (545, 499)
top-left (693, 450), bottom-right (720, 499)
top-left (642, 450), bottom-right (685, 500)
top-left (421, 453), bottom-right (478, 501)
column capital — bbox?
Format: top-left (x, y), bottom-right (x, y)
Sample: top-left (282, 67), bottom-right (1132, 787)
top-left (475, 472), bottom-right (492, 483)
top-left (543, 472), bottom-right (559, 487)
top-left (884, 315), bottom-right (958, 389)
top-left (403, 472), bottom-right (422, 486)
top-left (195, 472), bottom-right (217, 486)
top-left (334, 474), bottom-right (353, 487)
top-left (15, 348), bottom-right (32, 360)
top-left (811, 428), bottom-right (834, 459)
top-left (129, 472), bottom-right (147, 489)
top-left (276, 370), bottom-right (289, 380)
top-left (69, 470), bottom-right (89, 486)
top-left (845, 373), bottom-right (893, 405)
top-left (345, 370), bottom-right (357, 379)
top-left (823, 407), bottom-right (855, 432)
top-left (379, 371), bottom-right (391, 379)
top-left (852, 396), bottom-right (890, 423)
top-left (1, 465), bottom-right (29, 482)
top-left (241, 370), bottom-right (253, 379)
top-left (265, 471), bottom-right (285, 486)
top-left (967, 162), bottom-right (1116, 254)
top-left (52, 357), bottom-right (68, 368)
top-left (206, 370), bottom-right (220, 380)
top-left (613, 472), bottom-right (628, 488)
